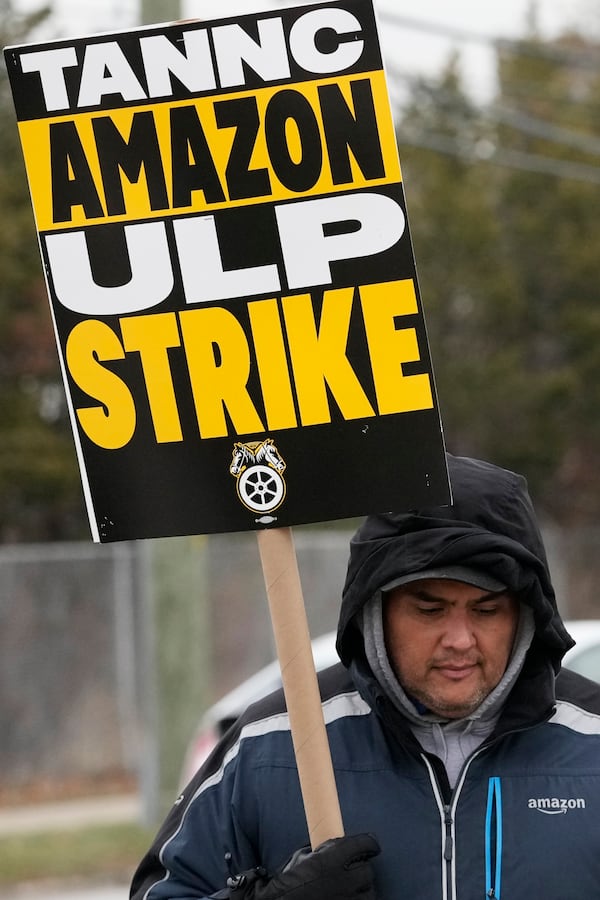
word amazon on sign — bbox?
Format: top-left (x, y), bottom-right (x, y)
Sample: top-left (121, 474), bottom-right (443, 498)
top-left (5, 0), bottom-right (450, 541)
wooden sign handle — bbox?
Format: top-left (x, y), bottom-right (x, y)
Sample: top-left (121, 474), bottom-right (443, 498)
top-left (257, 526), bottom-right (344, 849)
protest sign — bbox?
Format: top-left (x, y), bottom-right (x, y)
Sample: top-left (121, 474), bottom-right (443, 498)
top-left (5, 0), bottom-right (450, 542)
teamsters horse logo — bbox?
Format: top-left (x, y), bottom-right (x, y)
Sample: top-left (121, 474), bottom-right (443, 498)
top-left (229, 439), bottom-right (287, 514)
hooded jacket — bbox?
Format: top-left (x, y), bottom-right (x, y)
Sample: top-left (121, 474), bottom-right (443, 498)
top-left (339, 454), bottom-right (572, 672)
top-left (130, 455), bottom-right (600, 900)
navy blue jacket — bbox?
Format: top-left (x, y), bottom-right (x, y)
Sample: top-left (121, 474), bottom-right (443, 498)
top-left (130, 456), bottom-right (600, 899)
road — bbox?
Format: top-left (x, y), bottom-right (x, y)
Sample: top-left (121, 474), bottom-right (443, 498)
top-left (0, 795), bottom-right (141, 838)
top-left (2, 884), bottom-right (128, 900)
top-left (0, 794), bottom-right (141, 900)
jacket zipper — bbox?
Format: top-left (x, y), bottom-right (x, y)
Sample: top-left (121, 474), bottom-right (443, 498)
top-left (443, 803), bottom-right (453, 864)
top-left (421, 754), bottom-right (454, 900)
top-left (443, 802), bottom-right (454, 900)
top-left (422, 748), bottom-right (503, 900)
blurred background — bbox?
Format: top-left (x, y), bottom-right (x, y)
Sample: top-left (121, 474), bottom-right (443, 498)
top-left (1, 0), bottom-right (600, 895)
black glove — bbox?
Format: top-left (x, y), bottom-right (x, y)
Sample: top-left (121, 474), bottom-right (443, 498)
top-left (225, 833), bottom-right (380, 900)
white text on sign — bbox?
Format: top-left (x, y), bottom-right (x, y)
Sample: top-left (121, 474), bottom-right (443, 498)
top-left (46, 193), bottom-right (405, 313)
top-left (19, 9), bottom-right (366, 111)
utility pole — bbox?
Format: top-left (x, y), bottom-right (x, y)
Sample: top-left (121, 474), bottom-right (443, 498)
top-left (141, 0), bottom-right (181, 25)
top-left (136, 0), bottom-right (208, 825)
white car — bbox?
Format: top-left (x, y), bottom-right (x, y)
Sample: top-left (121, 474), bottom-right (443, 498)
top-left (560, 619), bottom-right (600, 681)
top-left (179, 632), bottom-right (339, 786)
top-left (179, 619), bottom-right (600, 785)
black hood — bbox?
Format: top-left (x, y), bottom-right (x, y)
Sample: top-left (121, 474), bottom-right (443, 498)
top-left (337, 454), bottom-right (574, 674)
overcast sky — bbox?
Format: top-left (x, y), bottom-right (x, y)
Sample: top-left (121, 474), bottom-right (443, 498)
top-left (14, 0), bottom-right (593, 102)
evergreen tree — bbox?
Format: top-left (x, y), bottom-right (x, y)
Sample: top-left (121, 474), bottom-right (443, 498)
top-left (396, 32), bottom-right (600, 524)
top-left (490, 31), bottom-right (600, 520)
top-left (0, 1), bottom-right (87, 540)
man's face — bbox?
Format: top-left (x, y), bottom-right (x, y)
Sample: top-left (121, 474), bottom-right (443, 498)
top-left (383, 578), bottom-right (520, 719)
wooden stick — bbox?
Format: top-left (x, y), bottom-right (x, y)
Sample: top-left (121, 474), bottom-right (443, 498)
top-left (257, 526), bottom-right (344, 849)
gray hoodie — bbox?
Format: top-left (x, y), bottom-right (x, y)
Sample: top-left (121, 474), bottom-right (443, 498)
top-left (362, 591), bottom-right (535, 786)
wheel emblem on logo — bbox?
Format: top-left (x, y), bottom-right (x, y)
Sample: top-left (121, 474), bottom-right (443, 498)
top-left (229, 440), bottom-right (287, 514)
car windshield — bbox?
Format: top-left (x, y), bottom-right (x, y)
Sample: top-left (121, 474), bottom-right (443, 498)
top-left (564, 644), bottom-right (600, 683)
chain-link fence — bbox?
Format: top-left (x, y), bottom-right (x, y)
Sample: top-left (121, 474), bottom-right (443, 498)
top-left (0, 541), bottom-right (143, 802)
top-left (0, 530), bottom-right (351, 815)
top-left (1, 525), bottom-right (599, 815)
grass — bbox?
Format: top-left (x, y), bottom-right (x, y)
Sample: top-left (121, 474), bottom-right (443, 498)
top-left (0, 821), bottom-right (155, 886)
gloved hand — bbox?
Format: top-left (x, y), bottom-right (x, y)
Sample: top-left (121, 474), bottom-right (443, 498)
top-left (225, 833), bottom-right (380, 899)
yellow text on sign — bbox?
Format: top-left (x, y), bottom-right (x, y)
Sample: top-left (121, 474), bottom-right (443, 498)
top-left (65, 279), bottom-right (433, 449)
top-left (20, 71), bottom-right (401, 231)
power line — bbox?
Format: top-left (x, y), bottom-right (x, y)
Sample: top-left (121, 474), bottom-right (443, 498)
top-left (379, 9), bottom-right (600, 70)
top-left (384, 62), bottom-right (600, 161)
top-left (398, 129), bottom-right (600, 185)
top-left (378, 10), bottom-right (505, 46)
top-left (486, 104), bottom-right (600, 157)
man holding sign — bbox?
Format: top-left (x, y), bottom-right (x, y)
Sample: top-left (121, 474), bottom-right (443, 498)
top-left (6, 3), bottom-right (599, 895)
top-left (130, 454), bottom-right (600, 899)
